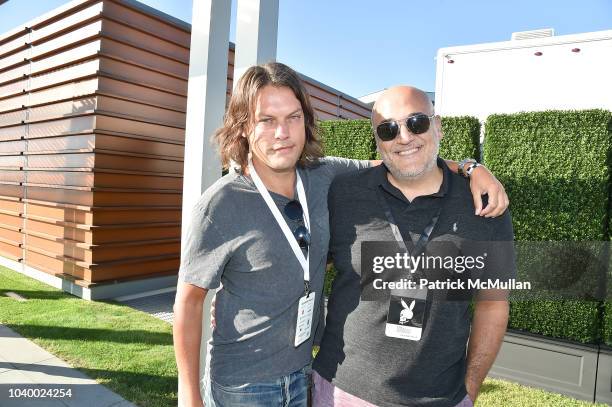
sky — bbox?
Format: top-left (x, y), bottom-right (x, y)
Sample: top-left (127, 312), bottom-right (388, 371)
top-left (1, 0), bottom-right (610, 99)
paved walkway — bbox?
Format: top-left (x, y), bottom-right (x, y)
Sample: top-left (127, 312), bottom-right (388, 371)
top-left (119, 291), bottom-right (175, 324)
top-left (0, 324), bottom-right (138, 407)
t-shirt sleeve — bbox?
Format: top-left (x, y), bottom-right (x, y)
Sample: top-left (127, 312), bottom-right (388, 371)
top-left (178, 203), bottom-right (232, 289)
top-left (320, 156), bottom-right (372, 178)
top-left (487, 210), bottom-right (517, 280)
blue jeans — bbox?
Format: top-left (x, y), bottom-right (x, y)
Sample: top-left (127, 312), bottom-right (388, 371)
top-left (204, 366), bottom-right (309, 407)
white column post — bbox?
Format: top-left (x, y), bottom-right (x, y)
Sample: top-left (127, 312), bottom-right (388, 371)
top-left (180, 0), bottom-right (231, 405)
top-left (233, 0), bottom-right (279, 87)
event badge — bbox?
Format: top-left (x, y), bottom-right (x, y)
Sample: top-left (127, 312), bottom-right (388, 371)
top-left (385, 289), bottom-right (428, 341)
top-left (294, 291), bottom-right (315, 347)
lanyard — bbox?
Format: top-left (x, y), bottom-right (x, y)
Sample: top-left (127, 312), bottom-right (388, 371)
top-left (376, 186), bottom-right (441, 257)
top-left (247, 158), bottom-right (311, 288)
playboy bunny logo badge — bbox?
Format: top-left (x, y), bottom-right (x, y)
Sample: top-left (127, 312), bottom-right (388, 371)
top-left (386, 292), bottom-right (427, 341)
top-left (399, 299), bottom-right (416, 324)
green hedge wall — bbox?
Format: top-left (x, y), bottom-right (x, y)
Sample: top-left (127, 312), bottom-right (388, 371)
top-left (509, 300), bottom-right (602, 344)
top-left (440, 116), bottom-right (481, 161)
top-left (319, 120), bottom-right (377, 159)
top-left (483, 109), bottom-right (612, 344)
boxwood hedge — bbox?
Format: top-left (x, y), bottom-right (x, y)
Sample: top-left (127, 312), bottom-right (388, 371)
top-left (319, 119), bottom-right (377, 159)
top-left (440, 116), bottom-right (481, 161)
top-left (483, 110), bottom-right (612, 344)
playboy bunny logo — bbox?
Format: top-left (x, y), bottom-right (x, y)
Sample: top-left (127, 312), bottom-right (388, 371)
top-left (399, 299), bottom-right (416, 324)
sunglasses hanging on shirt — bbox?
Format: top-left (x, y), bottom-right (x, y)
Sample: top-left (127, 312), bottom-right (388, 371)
top-left (284, 200), bottom-right (311, 252)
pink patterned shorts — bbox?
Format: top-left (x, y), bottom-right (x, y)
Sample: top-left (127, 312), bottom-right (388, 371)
top-left (311, 370), bottom-right (474, 407)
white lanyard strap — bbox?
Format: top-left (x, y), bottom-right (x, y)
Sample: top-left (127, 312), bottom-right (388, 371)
top-left (247, 159), bottom-right (310, 282)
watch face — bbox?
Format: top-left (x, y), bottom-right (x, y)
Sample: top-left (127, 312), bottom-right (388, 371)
top-left (457, 158), bottom-right (476, 177)
top-left (459, 158), bottom-right (476, 176)
top-left (467, 163), bottom-right (481, 176)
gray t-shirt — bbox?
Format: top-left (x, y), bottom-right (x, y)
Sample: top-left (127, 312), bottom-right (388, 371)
top-left (178, 156), bottom-right (368, 386)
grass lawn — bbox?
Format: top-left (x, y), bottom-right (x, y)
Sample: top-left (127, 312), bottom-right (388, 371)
top-left (476, 378), bottom-right (607, 406)
top-left (0, 266), bottom-right (608, 407)
top-left (0, 266), bottom-right (177, 407)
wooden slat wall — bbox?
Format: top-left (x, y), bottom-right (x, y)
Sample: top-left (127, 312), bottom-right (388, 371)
top-left (0, 0), bottom-right (371, 289)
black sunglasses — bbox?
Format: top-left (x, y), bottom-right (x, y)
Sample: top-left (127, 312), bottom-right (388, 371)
top-left (375, 113), bottom-right (435, 141)
top-left (284, 200), bottom-right (311, 250)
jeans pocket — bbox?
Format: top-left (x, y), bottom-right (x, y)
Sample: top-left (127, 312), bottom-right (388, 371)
top-left (211, 379), bottom-right (282, 407)
top-left (212, 380), bottom-right (278, 395)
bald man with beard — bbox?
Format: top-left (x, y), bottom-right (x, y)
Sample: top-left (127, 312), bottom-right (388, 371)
top-left (312, 86), bottom-right (515, 407)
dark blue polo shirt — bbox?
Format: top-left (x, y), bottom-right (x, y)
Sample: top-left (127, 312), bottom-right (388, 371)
top-left (313, 158), bottom-right (515, 407)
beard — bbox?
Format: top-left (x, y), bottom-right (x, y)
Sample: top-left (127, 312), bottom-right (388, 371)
top-left (380, 138), bottom-right (440, 180)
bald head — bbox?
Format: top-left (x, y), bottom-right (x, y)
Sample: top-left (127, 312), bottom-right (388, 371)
top-left (371, 85), bottom-right (442, 182)
top-left (371, 86), bottom-right (434, 126)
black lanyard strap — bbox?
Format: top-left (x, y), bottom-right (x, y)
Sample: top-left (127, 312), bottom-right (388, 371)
top-left (376, 186), bottom-right (441, 257)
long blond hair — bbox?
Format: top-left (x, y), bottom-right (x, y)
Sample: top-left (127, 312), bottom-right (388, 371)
top-left (214, 62), bottom-right (323, 171)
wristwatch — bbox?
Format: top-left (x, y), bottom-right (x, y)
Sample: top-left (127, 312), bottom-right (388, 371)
top-left (466, 162), bottom-right (482, 177)
top-left (458, 158), bottom-right (477, 178)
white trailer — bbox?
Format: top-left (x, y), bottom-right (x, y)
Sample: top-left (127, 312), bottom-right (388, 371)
top-left (435, 29), bottom-right (612, 122)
